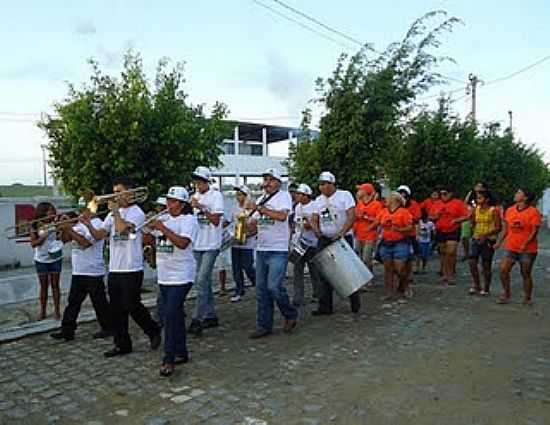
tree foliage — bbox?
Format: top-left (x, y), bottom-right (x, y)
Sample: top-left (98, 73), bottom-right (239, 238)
top-left (288, 11), bottom-right (461, 192)
top-left (39, 51), bottom-right (230, 202)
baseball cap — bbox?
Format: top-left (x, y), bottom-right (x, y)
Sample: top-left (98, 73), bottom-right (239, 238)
top-left (262, 168), bottom-right (282, 182)
top-left (233, 184), bottom-right (251, 197)
top-left (396, 185), bottom-right (411, 196)
top-left (356, 183), bottom-right (375, 194)
top-left (191, 166), bottom-right (212, 182)
top-left (318, 171), bottom-right (336, 183)
top-left (296, 183), bottom-right (313, 196)
top-left (165, 186), bottom-right (189, 202)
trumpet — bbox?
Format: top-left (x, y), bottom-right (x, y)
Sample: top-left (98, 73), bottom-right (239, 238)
top-left (234, 210), bottom-right (248, 244)
top-left (87, 187), bottom-right (148, 213)
top-left (129, 209), bottom-right (169, 239)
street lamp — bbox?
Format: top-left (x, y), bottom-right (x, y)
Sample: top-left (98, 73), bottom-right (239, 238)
top-left (40, 144), bottom-right (48, 187)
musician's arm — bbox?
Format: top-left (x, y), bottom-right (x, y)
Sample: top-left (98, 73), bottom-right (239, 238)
top-left (64, 228), bottom-right (92, 249)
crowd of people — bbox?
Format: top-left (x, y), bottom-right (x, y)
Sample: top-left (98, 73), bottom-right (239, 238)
top-left (29, 167), bottom-right (543, 377)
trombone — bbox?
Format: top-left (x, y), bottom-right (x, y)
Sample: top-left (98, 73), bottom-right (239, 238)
top-left (129, 209), bottom-right (169, 239)
top-left (87, 187), bottom-right (148, 213)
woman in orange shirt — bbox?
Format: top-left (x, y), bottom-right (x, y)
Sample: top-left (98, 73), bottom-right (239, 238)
top-left (370, 192), bottom-right (413, 301)
top-left (353, 183), bottom-right (383, 273)
top-left (430, 186), bottom-right (470, 285)
top-left (496, 188), bottom-right (542, 305)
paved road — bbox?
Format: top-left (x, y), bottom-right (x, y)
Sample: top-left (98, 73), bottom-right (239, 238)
top-left (1, 235), bottom-right (549, 424)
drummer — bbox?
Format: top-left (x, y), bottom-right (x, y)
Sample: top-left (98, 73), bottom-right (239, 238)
top-left (291, 183), bottom-right (321, 307)
top-left (311, 171), bottom-right (360, 315)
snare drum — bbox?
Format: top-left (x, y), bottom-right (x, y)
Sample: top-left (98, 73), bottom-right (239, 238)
top-left (288, 237), bottom-right (310, 264)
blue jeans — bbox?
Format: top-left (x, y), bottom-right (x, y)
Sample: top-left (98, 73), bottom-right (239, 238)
top-left (192, 250), bottom-right (219, 322)
top-left (255, 251), bottom-right (298, 331)
top-left (155, 283), bottom-right (165, 326)
top-left (160, 284), bottom-right (192, 364)
top-left (231, 248), bottom-right (256, 296)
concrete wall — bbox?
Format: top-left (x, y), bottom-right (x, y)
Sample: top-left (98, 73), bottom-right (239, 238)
top-left (0, 197), bottom-right (73, 268)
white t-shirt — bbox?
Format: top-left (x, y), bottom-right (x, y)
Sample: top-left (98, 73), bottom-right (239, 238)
top-left (34, 231), bottom-right (63, 263)
top-left (254, 191), bottom-right (292, 252)
top-left (417, 221), bottom-right (435, 243)
top-left (71, 218), bottom-right (105, 276)
top-left (102, 205), bottom-right (145, 272)
top-left (294, 201), bottom-right (318, 247)
top-left (154, 214), bottom-right (198, 285)
top-left (314, 190), bottom-right (356, 238)
top-left (230, 205), bottom-right (257, 250)
top-left (193, 188), bottom-right (224, 251)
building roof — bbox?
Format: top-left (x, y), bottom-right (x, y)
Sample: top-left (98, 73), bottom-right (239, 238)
top-left (213, 155), bottom-right (288, 177)
top-left (224, 120), bottom-right (319, 143)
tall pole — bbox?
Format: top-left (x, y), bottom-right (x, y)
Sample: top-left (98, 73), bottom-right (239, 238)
top-left (508, 110), bottom-right (513, 130)
top-left (40, 144), bottom-right (47, 187)
top-left (468, 74), bottom-right (479, 123)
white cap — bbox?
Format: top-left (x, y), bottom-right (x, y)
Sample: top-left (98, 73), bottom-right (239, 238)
top-left (296, 183), bottom-right (313, 196)
top-left (77, 197), bottom-right (87, 208)
top-left (262, 168), bottom-right (282, 182)
top-left (192, 166), bottom-right (212, 182)
top-left (165, 186), bottom-right (189, 202)
top-left (233, 184), bottom-right (251, 197)
top-left (155, 196), bottom-right (167, 206)
top-left (396, 185), bottom-right (411, 196)
top-left (318, 171), bottom-right (336, 183)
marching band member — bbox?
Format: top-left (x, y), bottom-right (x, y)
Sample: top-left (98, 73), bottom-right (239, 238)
top-left (249, 168), bottom-right (298, 338)
top-left (148, 186), bottom-right (198, 377)
top-left (312, 171), bottom-right (360, 315)
top-left (30, 202), bottom-right (64, 321)
top-left (229, 184), bottom-right (257, 302)
top-left (188, 166), bottom-right (224, 336)
top-left (51, 198), bottom-right (112, 341)
top-left (291, 183), bottom-right (321, 307)
top-left (83, 176), bottom-right (161, 357)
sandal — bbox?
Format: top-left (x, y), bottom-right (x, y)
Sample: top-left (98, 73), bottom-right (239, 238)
top-left (496, 296), bottom-right (510, 305)
top-left (468, 288), bottom-right (480, 295)
top-left (479, 290), bottom-right (489, 297)
top-left (159, 363), bottom-right (175, 377)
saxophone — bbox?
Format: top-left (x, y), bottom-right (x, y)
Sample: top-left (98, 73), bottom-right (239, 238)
top-left (234, 209), bottom-right (248, 244)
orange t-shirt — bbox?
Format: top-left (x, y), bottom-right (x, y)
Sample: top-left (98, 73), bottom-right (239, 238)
top-left (504, 205), bottom-right (542, 253)
top-left (431, 198), bottom-right (469, 233)
top-left (376, 207), bottom-right (413, 242)
top-left (406, 200), bottom-right (422, 236)
top-left (421, 198), bottom-right (437, 215)
top-left (354, 200), bottom-right (384, 241)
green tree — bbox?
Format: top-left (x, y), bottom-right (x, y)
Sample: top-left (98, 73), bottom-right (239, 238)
top-left (475, 124), bottom-right (550, 205)
top-left (288, 11), bottom-right (461, 192)
top-left (387, 102), bottom-right (479, 200)
top-left (39, 51), bottom-right (230, 202)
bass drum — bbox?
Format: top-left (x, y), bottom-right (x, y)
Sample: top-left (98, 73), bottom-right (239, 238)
top-left (311, 238), bottom-right (373, 298)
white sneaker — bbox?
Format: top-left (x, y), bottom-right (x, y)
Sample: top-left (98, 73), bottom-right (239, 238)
top-left (230, 295), bottom-right (242, 302)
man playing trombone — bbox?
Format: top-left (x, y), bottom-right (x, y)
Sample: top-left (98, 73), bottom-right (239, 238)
top-left (50, 197), bottom-right (112, 341)
top-left (83, 176), bottom-right (161, 357)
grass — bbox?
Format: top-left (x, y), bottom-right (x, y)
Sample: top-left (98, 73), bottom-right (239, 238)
top-left (0, 185), bottom-right (53, 198)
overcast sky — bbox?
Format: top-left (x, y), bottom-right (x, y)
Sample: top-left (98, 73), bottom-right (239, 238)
top-left (1, 0), bottom-right (549, 184)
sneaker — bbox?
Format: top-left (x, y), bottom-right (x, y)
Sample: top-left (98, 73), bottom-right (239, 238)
top-left (188, 320), bottom-right (203, 336)
top-left (50, 331), bottom-right (74, 341)
top-left (202, 318), bottom-right (219, 329)
top-left (174, 353), bottom-right (190, 364)
top-left (230, 295), bottom-right (242, 302)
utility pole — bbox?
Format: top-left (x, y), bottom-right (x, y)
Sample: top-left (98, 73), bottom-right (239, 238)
top-left (468, 74), bottom-right (479, 123)
top-left (508, 110), bottom-right (513, 130)
top-left (40, 144), bottom-right (48, 187)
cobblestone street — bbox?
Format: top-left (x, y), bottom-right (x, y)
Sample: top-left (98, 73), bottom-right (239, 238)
top-left (1, 236), bottom-right (550, 424)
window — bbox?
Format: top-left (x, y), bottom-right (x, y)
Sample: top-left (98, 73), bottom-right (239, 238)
top-left (223, 142), bottom-right (235, 155)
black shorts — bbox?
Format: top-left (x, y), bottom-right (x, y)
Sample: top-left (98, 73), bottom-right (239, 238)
top-left (436, 230), bottom-right (460, 244)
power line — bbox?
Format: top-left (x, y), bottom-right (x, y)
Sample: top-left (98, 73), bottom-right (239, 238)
top-left (484, 54), bottom-right (550, 86)
top-left (268, 0), bottom-right (365, 47)
top-left (252, 0), bottom-right (352, 49)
